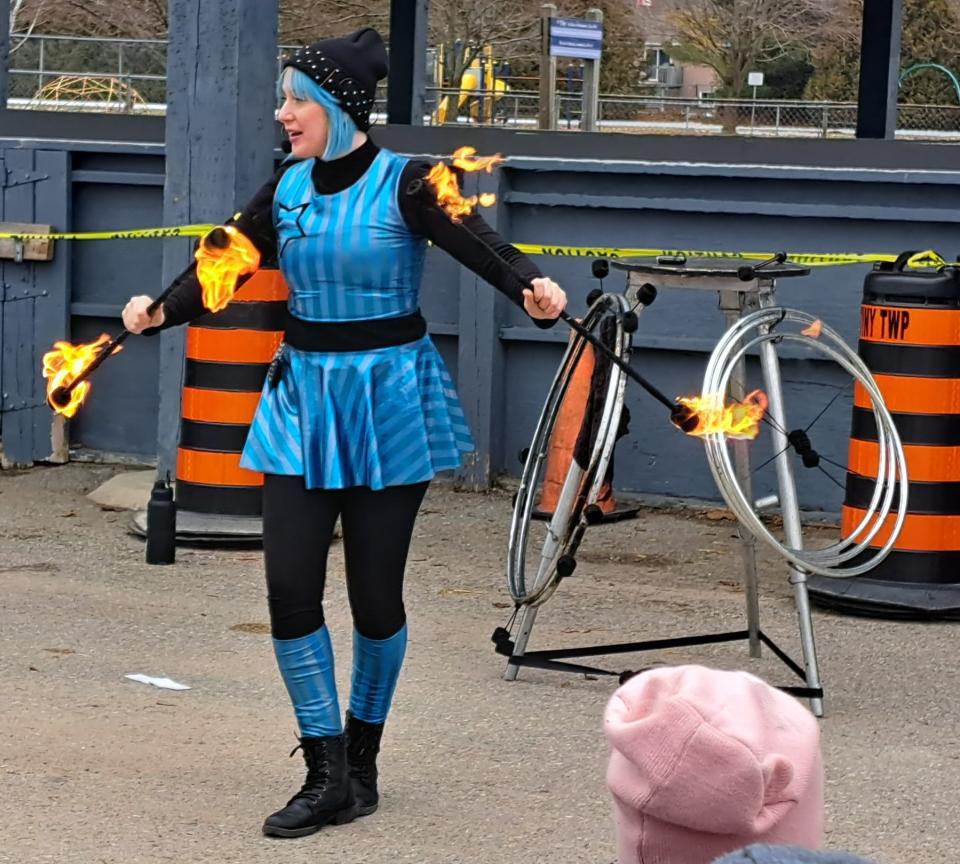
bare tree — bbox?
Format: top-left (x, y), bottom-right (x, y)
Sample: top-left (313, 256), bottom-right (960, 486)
top-left (667, 0), bottom-right (833, 96)
top-left (13, 0), bottom-right (166, 38)
top-left (279, 0), bottom-right (391, 45)
top-left (9, 0), bottom-right (55, 51)
top-left (429, 0), bottom-right (542, 87)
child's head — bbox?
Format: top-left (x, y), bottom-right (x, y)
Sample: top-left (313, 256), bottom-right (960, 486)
top-left (604, 665), bottom-right (823, 864)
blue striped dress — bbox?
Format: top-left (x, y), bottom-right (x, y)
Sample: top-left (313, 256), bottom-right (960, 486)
top-left (239, 149), bottom-right (475, 489)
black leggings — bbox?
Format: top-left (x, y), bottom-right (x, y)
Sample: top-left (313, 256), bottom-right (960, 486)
top-left (262, 474), bottom-right (429, 640)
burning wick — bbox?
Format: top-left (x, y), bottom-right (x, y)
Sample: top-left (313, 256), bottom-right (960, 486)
top-left (673, 390), bottom-right (769, 440)
top-left (670, 402), bottom-right (700, 433)
top-left (43, 335), bottom-right (123, 418)
top-left (421, 146), bottom-right (504, 222)
top-left (195, 225), bottom-right (260, 312)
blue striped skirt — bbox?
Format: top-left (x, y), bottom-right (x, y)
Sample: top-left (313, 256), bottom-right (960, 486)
top-left (239, 336), bottom-right (475, 489)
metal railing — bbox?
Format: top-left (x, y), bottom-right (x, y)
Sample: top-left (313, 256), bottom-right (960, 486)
top-left (425, 88), bottom-right (960, 140)
top-left (8, 33), bottom-right (167, 105)
top-left (7, 35), bottom-right (960, 140)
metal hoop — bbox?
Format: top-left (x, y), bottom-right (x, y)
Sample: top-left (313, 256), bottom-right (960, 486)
top-left (507, 294), bottom-right (633, 606)
top-left (701, 307), bottom-right (908, 578)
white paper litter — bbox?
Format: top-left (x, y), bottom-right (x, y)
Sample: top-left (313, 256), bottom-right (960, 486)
top-left (124, 674), bottom-right (191, 691)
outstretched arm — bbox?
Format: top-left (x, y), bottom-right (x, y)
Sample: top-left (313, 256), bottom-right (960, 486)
top-left (398, 160), bottom-right (565, 326)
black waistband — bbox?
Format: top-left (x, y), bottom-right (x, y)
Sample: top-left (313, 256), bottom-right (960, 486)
top-left (284, 310), bottom-right (427, 352)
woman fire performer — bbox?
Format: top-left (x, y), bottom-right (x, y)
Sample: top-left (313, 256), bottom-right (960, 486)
top-left (122, 28), bottom-right (566, 839)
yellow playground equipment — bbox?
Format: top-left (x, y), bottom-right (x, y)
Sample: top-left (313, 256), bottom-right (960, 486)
top-left (434, 47), bottom-right (509, 124)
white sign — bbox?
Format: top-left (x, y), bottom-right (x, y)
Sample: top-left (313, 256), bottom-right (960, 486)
top-left (549, 17), bottom-right (604, 60)
top-left (747, 72), bottom-right (764, 87)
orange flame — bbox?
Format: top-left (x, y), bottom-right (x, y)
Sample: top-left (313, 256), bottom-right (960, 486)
top-left (425, 146), bottom-right (504, 222)
top-left (675, 389), bottom-right (768, 440)
top-left (42, 335), bottom-right (121, 418)
top-left (195, 226), bottom-right (261, 313)
top-left (801, 319), bottom-right (823, 339)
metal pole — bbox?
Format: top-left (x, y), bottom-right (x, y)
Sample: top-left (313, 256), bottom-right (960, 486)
top-left (539, 3), bottom-right (557, 130)
top-left (757, 286), bottom-right (824, 717)
top-left (505, 604), bottom-right (538, 681)
top-left (387, 0), bottom-right (428, 125)
top-left (581, 8), bottom-right (602, 132)
top-left (719, 289), bottom-right (762, 659)
top-left (856, 0), bottom-right (903, 138)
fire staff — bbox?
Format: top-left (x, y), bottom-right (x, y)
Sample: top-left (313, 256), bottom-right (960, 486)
top-left (121, 28), bottom-right (566, 839)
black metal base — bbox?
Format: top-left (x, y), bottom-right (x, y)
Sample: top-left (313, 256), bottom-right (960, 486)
top-left (131, 508), bottom-right (263, 546)
top-left (492, 626), bottom-right (822, 699)
top-left (808, 575), bottom-right (960, 620)
top-left (532, 505), bottom-right (640, 524)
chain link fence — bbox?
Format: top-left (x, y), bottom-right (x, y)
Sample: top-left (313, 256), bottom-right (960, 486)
top-left (7, 35), bottom-right (960, 140)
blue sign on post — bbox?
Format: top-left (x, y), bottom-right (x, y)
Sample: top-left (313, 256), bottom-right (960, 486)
top-left (549, 17), bottom-right (603, 60)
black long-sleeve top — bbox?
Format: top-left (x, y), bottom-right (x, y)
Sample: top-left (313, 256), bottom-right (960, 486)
top-left (156, 139), bottom-right (551, 329)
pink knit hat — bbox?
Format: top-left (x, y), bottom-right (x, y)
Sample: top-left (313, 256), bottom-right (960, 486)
top-left (604, 665), bottom-right (823, 864)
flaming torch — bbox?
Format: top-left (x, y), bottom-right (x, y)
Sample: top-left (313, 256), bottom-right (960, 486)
top-left (424, 147), bottom-right (503, 221)
top-left (673, 390), bottom-right (768, 440)
top-left (44, 226), bottom-right (260, 415)
top-left (43, 335), bottom-right (123, 417)
top-left (195, 225), bottom-right (260, 312)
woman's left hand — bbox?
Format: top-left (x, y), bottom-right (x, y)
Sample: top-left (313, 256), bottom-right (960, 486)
top-left (523, 277), bottom-right (567, 320)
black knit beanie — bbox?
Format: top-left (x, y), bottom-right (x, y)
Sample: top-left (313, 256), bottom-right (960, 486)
top-left (282, 28), bottom-right (389, 131)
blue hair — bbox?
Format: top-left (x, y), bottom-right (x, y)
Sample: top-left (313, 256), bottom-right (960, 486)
top-left (278, 66), bottom-right (358, 161)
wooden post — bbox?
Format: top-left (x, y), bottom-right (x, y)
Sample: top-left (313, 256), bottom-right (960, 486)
top-left (856, 0), bottom-right (903, 139)
top-left (581, 8), bottom-right (603, 132)
top-left (455, 168), bottom-right (509, 490)
top-left (387, 0), bottom-right (428, 125)
top-left (539, 4), bottom-right (557, 131)
top-left (0, 0), bottom-right (10, 111)
top-left (157, 0), bottom-right (279, 478)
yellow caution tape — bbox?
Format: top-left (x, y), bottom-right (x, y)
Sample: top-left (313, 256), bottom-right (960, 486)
top-left (0, 224), bottom-right (217, 241)
top-left (513, 244), bottom-right (952, 269)
top-left (0, 225), bottom-right (954, 271)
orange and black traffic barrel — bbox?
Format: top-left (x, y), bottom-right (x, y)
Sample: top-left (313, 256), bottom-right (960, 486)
top-left (534, 324), bottom-right (638, 523)
top-left (175, 268), bottom-right (288, 518)
top-left (808, 255), bottom-right (960, 618)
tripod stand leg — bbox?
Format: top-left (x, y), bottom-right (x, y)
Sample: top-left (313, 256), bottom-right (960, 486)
top-left (721, 293), bottom-right (762, 658)
top-left (757, 309), bottom-right (824, 717)
top-left (504, 602), bottom-right (539, 681)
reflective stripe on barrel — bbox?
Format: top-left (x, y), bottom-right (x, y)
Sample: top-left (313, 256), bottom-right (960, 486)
top-left (175, 269), bottom-right (288, 517)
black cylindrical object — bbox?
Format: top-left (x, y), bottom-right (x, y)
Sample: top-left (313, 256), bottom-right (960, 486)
top-left (808, 256), bottom-right (960, 618)
top-left (146, 476), bottom-right (177, 565)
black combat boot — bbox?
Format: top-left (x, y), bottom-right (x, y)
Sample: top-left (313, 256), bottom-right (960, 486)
top-left (344, 711), bottom-right (385, 816)
top-left (262, 734), bottom-right (358, 838)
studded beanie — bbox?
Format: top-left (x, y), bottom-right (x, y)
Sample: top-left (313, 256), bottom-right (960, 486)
top-left (282, 28), bottom-right (389, 131)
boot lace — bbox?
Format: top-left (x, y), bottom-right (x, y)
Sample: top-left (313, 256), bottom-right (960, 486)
top-left (288, 740), bottom-right (332, 804)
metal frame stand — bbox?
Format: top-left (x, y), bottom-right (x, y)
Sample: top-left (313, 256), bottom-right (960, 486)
top-left (499, 265), bottom-right (825, 716)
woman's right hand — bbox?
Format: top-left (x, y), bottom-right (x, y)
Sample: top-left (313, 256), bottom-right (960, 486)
top-left (122, 295), bottom-right (165, 333)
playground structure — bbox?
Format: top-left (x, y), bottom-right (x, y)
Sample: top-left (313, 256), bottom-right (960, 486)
top-left (29, 74), bottom-right (147, 112)
top-left (433, 44), bottom-right (510, 125)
